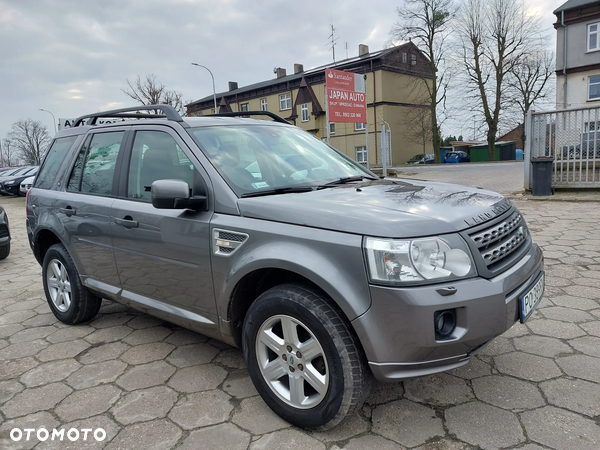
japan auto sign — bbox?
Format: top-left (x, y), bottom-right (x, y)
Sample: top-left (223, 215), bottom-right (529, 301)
top-left (325, 68), bottom-right (366, 123)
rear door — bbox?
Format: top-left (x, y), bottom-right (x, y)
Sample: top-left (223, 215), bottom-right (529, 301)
top-left (110, 126), bottom-right (218, 332)
top-left (54, 128), bottom-right (129, 297)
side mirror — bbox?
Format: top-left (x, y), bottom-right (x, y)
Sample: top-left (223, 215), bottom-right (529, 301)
top-left (151, 179), bottom-right (206, 210)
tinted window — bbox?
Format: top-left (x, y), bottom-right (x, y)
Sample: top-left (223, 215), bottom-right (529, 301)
top-left (79, 132), bottom-right (124, 196)
top-left (127, 130), bottom-right (195, 202)
top-left (34, 136), bottom-right (78, 190)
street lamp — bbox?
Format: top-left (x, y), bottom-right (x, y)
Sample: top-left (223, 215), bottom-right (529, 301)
top-left (191, 63), bottom-right (217, 114)
top-left (39, 109), bottom-right (57, 133)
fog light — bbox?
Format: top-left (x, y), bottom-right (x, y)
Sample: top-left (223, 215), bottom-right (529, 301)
top-left (434, 310), bottom-right (456, 340)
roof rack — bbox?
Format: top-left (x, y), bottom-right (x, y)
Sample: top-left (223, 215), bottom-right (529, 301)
top-left (73, 105), bottom-right (184, 127)
top-left (210, 111), bottom-right (290, 124)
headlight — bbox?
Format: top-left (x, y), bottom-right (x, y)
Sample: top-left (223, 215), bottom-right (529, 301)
top-left (5, 180), bottom-right (15, 185)
top-left (364, 235), bottom-right (476, 285)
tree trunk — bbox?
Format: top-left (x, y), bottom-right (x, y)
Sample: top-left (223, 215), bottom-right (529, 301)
top-left (487, 127), bottom-right (497, 162)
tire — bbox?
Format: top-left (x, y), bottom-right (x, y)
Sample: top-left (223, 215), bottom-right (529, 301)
top-left (242, 284), bottom-right (372, 430)
top-left (42, 243), bottom-right (102, 324)
top-left (0, 242), bottom-right (9, 260)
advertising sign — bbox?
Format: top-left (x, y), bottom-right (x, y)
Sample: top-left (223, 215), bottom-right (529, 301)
top-left (325, 68), bottom-right (366, 123)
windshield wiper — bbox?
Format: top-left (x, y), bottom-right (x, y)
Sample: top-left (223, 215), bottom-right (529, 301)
top-left (316, 175), bottom-right (378, 190)
top-left (240, 186), bottom-right (314, 198)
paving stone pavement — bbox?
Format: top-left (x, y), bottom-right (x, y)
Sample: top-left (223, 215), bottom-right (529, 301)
top-left (1, 190), bottom-right (600, 450)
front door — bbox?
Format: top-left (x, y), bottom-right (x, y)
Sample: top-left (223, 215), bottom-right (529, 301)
top-left (110, 128), bottom-right (217, 332)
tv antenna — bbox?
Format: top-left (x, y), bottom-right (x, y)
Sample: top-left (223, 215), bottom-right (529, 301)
top-left (327, 24), bottom-right (339, 63)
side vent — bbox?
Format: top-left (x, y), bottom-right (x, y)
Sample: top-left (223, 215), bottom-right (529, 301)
top-left (213, 229), bottom-right (249, 256)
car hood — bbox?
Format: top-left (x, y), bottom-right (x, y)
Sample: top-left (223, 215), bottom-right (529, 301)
top-left (237, 179), bottom-right (512, 237)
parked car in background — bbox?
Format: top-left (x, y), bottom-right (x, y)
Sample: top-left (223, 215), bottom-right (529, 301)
top-left (0, 166), bottom-right (39, 196)
top-left (406, 153), bottom-right (435, 164)
top-left (0, 167), bottom-right (26, 181)
top-left (443, 151), bottom-right (470, 163)
top-left (0, 205), bottom-right (10, 259)
top-left (20, 175), bottom-right (36, 196)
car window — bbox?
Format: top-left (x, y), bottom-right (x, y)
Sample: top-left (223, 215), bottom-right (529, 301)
top-left (189, 124), bottom-right (372, 196)
top-left (127, 130), bottom-right (196, 202)
top-left (35, 136), bottom-right (78, 190)
top-left (67, 132), bottom-right (124, 196)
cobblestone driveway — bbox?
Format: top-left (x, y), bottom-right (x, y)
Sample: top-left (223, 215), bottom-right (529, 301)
top-left (1, 194), bottom-right (600, 450)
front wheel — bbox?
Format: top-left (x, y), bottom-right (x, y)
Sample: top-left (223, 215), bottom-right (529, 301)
top-left (42, 243), bottom-right (102, 324)
top-left (242, 284), bottom-right (371, 430)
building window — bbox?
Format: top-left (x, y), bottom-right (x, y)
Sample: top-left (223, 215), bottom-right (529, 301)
top-left (589, 75), bottom-right (600, 100)
top-left (402, 52), bottom-right (407, 63)
top-left (241, 103), bottom-right (249, 112)
top-left (356, 146), bottom-right (367, 163)
top-left (411, 54), bottom-right (417, 66)
top-left (301, 103), bottom-right (309, 122)
top-left (589, 23), bottom-right (600, 51)
top-left (329, 123), bottom-right (335, 134)
top-left (261, 98), bottom-right (267, 111)
top-left (355, 122), bottom-right (366, 131)
top-left (279, 93), bottom-right (291, 110)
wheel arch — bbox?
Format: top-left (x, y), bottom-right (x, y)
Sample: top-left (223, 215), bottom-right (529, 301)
top-left (225, 266), bottom-right (369, 349)
top-left (33, 228), bottom-right (63, 266)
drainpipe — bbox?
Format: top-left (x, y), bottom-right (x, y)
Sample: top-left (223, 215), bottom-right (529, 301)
top-left (562, 11), bottom-right (567, 109)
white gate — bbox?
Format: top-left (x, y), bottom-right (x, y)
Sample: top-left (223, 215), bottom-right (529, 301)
top-left (524, 106), bottom-right (600, 189)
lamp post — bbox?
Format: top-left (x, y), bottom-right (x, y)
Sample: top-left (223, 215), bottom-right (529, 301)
top-left (39, 109), bottom-right (57, 133)
top-left (191, 63), bottom-right (217, 114)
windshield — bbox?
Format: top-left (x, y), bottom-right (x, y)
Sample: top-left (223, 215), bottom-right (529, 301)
top-left (189, 124), bottom-right (374, 196)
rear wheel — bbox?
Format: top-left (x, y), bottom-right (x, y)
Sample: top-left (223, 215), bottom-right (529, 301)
top-left (42, 243), bottom-right (102, 324)
top-left (242, 284), bottom-right (371, 430)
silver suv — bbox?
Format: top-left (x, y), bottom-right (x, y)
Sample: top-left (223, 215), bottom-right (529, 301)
top-left (26, 105), bottom-right (544, 430)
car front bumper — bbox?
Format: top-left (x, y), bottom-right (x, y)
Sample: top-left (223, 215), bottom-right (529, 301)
top-left (0, 183), bottom-right (19, 195)
top-left (352, 243), bottom-right (544, 381)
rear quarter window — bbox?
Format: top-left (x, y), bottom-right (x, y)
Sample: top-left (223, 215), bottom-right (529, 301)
top-left (34, 136), bottom-right (78, 190)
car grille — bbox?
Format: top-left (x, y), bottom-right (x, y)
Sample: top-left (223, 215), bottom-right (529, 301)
top-left (0, 224), bottom-right (8, 239)
top-left (467, 210), bottom-right (527, 270)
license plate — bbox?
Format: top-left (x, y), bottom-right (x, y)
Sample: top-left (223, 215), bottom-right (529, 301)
top-left (520, 272), bottom-right (545, 323)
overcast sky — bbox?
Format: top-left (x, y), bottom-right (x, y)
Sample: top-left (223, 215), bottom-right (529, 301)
top-left (0, 0), bottom-right (566, 152)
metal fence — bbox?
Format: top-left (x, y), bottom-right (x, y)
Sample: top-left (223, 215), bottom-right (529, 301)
top-left (525, 106), bottom-right (600, 189)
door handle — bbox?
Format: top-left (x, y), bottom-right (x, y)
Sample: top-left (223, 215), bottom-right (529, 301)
top-left (59, 207), bottom-right (76, 217)
top-left (114, 216), bottom-right (139, 228)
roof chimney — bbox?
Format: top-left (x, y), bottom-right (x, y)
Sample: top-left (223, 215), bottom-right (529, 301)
top-left (294, 63), bottom-right (304, 74)
top-left (359, 44), bottom-right (369, 56)
top-left (228, 81), bottom-right (238, 91)
top-left (274, 67), bottom-right (287, 78)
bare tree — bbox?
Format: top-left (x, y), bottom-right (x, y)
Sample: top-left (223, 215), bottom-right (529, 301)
top-left (6, 120), bottom-right (51, 165)
top-left (507, 49), bottom-right (555, 145)
top-left (403, 106), bottom-right (434, 155)
top-left (457, 0), bottom-right (540, 160)
top-left (1, 138), bottom-right (19, 167)
top-left (391, 0), bottom-right (456, 162)
top-left (122, 74), bottom-right (188, 116)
